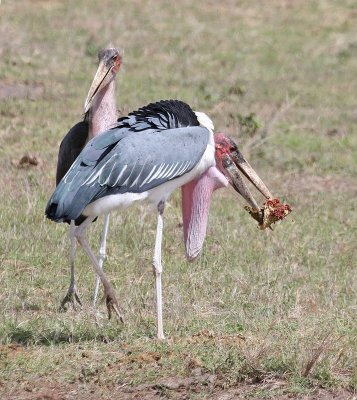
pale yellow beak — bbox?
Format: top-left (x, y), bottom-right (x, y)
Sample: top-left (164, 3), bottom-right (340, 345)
top-left (221, 139), bottom-right (273, 210)
top-left (84, 61), bottom-right (114, 113)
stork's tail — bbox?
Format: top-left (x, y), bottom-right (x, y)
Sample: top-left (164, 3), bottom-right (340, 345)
top-left (45, 197), bottom-right (89, 226)
top-left (45, 201), bottom-right (63, 222)
top-left (45, 179), bottom-right (86, 223)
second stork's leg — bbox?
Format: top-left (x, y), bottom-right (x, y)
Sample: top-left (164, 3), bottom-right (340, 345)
top-left (60, 220), bottom-right (82, 310)
top-left (93, 213), bottom-right (110, 306)
top-left (75, 216), bottom-right (124, 322)
top-left (153, 201), bottom-right (165, 340)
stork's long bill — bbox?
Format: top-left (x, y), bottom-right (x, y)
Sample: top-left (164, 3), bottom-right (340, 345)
top-left (84, 48), bottom-right (122, 113)
top-left (214, 133), bottom-right (291, 229)
top-left (215, 133), bottom-right (271, 207)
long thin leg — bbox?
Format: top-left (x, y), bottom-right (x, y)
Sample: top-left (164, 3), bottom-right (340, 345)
top-left (75, 216), bottom-right (124, 322)
top-left (60, 220), bottom-right (82, 310)
top-left (93, 213), bottom-right (110, 305)
top-left (153, 201), bottom-right (165, 340)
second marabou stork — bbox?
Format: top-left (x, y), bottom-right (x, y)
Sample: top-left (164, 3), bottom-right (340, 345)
top-left (56, 46), bottom-right (122, 309)
top-left (46, 99), bottom-right (272, 340)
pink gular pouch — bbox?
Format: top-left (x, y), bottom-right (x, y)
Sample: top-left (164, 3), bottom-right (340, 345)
top-left (182, 166), bottom-right (228, 261)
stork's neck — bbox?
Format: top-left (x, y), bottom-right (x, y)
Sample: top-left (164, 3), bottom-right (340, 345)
top-left (88, 79), bottom-right (118, 139)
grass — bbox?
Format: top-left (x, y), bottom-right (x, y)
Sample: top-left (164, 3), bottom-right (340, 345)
top-left (0, 0), bottom-right (356, 398)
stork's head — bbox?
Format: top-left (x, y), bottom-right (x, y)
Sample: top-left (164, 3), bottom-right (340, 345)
top-left (84, 46), bottom-right (123, 113)
top-left (214, 133), bottom-right (272, 210)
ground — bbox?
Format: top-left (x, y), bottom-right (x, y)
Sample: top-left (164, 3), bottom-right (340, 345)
top-left (0, 0), bottom-right (356, 399)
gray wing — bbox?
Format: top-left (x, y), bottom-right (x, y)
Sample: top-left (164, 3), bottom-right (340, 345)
top-left (46, 125), bottom-right (210, 222)
top-left (56, 121), bottom-right (89, 185)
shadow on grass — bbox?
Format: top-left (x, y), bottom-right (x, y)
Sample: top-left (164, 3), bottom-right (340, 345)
top-left (2, 323), bottom-right (124, 346)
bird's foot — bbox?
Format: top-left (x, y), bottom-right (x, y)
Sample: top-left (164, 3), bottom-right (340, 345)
top-left (59, 285), bottom-right (82, 311)
top-left (105, 288), bottom-right (124, 323)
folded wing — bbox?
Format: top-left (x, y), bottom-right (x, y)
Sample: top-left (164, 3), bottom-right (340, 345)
top-left (46, 125), bottom-right (210, 222)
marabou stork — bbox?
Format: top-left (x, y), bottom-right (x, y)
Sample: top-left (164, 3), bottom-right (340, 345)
top-left (56, 46), bottom-right (122, 309)
top-left (46, 99), bottom-right (272, 339)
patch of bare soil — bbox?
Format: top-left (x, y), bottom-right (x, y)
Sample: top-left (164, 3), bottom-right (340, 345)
top-left (0, 81), bottom-right (44, 100)
top-left (1, 375), bottom-right (355, 400)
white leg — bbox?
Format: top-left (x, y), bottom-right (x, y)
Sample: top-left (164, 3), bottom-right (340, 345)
top-left (153, 202), bottom-right (165, 340)
top-left (93, 213), bottom-right (110, 305)
top-left (69, 219), bottom-right (76, 288)
top-left (60, 220), bottom-right (82, 310)
top-left (76, 216), bottom-right (123, 322)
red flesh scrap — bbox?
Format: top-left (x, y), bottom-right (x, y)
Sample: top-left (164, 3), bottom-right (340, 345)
top-left (265, 198), bottom-right (292, 220)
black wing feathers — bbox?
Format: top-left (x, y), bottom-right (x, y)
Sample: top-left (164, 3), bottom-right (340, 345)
top-left (56, 121), bottom-right (89, 185)
top-left (117, 100), bottom-right (200, 132)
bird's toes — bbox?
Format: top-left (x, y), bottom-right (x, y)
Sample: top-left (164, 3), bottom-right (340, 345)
top-left (105, 293), bottom-right (124, 323)
top-left (74, 292), bottom-right (83, 306)
top-left (59, 287), bottom-right (82, 312)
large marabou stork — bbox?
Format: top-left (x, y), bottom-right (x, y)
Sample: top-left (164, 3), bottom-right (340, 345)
top-left (56, 46), bottom-right (122, 309)
top-left (46, 99), bottom-right (272, 339)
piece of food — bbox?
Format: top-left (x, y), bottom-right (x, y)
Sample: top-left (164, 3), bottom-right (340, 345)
top-left (245, 198), bottom-right (292, 230)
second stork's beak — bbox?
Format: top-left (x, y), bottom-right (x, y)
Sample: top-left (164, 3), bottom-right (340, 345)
top-left (84, 58), bottom-right (118, 113)
top-left (216, 134), bottom-right (272, 210)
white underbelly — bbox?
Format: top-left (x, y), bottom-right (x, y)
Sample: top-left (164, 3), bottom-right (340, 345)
top-left (82, 138), bottom-right (216, 217)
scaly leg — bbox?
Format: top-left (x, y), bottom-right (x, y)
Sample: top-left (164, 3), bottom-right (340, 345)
top-left (93, 213), bottom-right (110, 305)
top-left (153, 201), bottom-right (165, 340)
top-left (75, 216), bottom-right (124, 322)
top-left (60, 220), bottom-right (82, 310)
